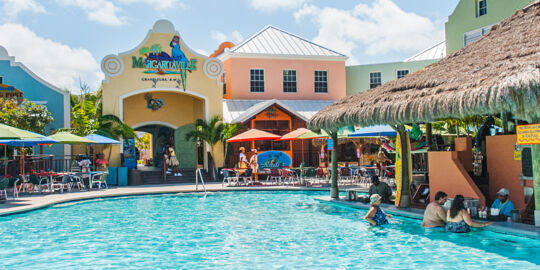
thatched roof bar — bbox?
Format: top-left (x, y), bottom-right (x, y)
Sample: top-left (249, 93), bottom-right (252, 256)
top-left (308, 1), bottom-right (540, 131)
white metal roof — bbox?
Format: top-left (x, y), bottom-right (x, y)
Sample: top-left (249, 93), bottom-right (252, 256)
top-left (223, 99), bottom-right (335, 123)
top-left (404, 41), bottom-right (446, 62)
top-left (227, 25), bottom-right (347, 58)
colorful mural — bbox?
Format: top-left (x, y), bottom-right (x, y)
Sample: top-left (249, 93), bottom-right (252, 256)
top-left (258, 151), bottom-right (292, 169)
top-left (144, 93), bottom-right (164, 111)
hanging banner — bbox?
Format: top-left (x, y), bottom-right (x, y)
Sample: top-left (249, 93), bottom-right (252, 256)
top-left (394, 134), bottom-right (402, 207)
top-left (257, 151), bottom-right (292, 169)
top-left (123, 139), bottom-right (137, 169)
top-left (327, 138), bottom-right (334, 151)
top-left (517, 124), bottom-right (540, 145)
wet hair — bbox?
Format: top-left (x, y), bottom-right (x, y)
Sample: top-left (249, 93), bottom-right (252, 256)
top-left (371, 175), bottom-right (379, 183)
top-left (435, 191), bottom-right (448, 201)
top-left (449, 195), bottom-right (465, 219)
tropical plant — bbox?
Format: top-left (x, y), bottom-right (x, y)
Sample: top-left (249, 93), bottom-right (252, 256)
top-left (221, 122), bottom-right (238, 161)
top-left (185, 116), bottom-right (224, 180)
top-left (94, 114), bottom-right (136, 161)
top-left (0, 98), bottom-right (54, 134)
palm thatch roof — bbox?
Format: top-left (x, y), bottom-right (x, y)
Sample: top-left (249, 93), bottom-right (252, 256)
top-left (309, 1), bottom-right (540, 131)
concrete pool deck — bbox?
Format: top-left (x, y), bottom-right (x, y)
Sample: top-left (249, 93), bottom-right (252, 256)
top-left (316, 197), bottom-right (540, 239)
top-left (0, 183), bottom-right (334, 216)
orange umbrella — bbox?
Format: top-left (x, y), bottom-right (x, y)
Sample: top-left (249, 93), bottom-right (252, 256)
top-left (278, 128), bottom-right (310, 141)
top-left (227, 129), bottom-right (281, 142)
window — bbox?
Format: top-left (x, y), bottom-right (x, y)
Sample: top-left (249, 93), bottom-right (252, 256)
top-left (397, 70), bottom-right (409, 79)
top-left (222, 72), bottom-right (226, 95)
top-left (0, 76), bottom-right (3, 84)
top-left (250, 69), bottom-right (264, 92)
top-left (369, 72), bottom-right (382, 89)
top-left (314, 70), bottom-right (328, 93)
top-left (477, 0), bottom-right (487, 17)
top-left (282, 70), bottom-right (297, 93)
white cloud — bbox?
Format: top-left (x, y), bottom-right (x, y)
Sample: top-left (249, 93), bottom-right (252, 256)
top-left (249, 0), bottom-right (306, 12)
top-left (57, 0), bottom-right (127, 26)
top-left (211, 30), bottom-right (244, 44)
top-left (0, 23), bottom-right (103, 93)
top-left (1, 0), bottom-right (46, 21)
top-left (118, 0), bottom-right (186, 11)
top-left (294, 0), bottom-right (444, 64)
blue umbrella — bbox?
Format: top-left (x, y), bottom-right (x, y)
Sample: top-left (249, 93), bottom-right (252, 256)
top-left (84, 134), bottom-right (121, 144)
top-left (0, 137), bottom-right (59, 147)
top-left (348, 125), bottom-right (397, 137)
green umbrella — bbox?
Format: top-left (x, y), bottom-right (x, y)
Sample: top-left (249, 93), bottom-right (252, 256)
top-left (0, 123), bottom-right (44, 139)
top-left (48, 132), bottom-right (97, 172)
top-left (297, 130), bottom-right (330, 139)
top-left (0, 123), bottom-right (48, 176)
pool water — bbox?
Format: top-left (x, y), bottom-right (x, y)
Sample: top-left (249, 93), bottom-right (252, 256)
top-left (0, 191), bottom-right (538, 269)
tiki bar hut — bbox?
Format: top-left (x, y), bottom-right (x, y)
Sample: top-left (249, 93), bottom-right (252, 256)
top-left (308, 1), bottom-right (540, 225)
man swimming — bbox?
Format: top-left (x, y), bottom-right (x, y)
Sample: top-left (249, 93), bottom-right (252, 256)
top-left (421, 191), bottom-right (448, 228)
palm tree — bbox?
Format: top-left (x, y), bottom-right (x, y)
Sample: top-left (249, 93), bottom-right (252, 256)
top-left (185, 116), bottom-right (224, 180)
top-left (221, 122), bottom-right (238, 162)
top-left (94, 114), bottom-right (136, 161)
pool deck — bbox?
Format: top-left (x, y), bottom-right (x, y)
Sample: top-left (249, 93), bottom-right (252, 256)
top-left (316, 197), bottom-right (540, 239)
top-left (0, 183), bottom-right (330, 216)
top-left (1, 184), bottom-right (537, 239)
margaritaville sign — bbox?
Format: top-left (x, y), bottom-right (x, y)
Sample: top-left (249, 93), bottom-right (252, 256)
top-left (132, 35), bottom-right (196, 89)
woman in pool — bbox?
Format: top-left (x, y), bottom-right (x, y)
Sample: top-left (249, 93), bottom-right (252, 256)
top-left (446, 195), bottom-right (492, 233)
top-left (365, 194), bottom-right (392, 226)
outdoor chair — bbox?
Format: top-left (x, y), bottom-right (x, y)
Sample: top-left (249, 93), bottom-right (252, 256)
top-left (7, 177), bottom-right (20, 199)
top-left (0, 178), bottom-right (9, 200)
top-left (21, 175), bottom-right (48, 194)
top-left (339, 168), bottom-right (352, 185)
top-left (239, 169), bottom-right (253, 186)
top-left (266, 169), bottom-right (282, 185)
top-left (91, 173), bottom-right (108, 190)
top-left (303, 168), bottom-right (317, 186)
top-left (281, 169), bottom-right (297, 186)
top-left (221, 169), bottom-right (238, 187)
top-left (315, 168), bottom-right (328, 184)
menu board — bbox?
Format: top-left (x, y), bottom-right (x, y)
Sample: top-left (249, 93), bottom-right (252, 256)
top-left (521, 147), bottom-right (533, 178)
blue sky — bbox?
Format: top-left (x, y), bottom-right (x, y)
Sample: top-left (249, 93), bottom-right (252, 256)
top-left (0, 0), bottom-right (459, 92)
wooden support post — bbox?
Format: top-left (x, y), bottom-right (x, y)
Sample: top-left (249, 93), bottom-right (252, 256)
top-left (531, 117), bottom-right (540, 227)
top-left (330, 131), bottom-right (339, 199)
top-left (426, 123), bottom-right (433, 150)
top-left (395, 125), bottom-right (412, 208)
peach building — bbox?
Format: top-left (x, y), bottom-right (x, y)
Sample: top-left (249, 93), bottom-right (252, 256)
top-left (217, 26), bottom-right (347, 167)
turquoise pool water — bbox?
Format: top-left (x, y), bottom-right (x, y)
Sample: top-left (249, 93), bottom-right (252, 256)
top-left (0, 191), bottom-right (538, 269)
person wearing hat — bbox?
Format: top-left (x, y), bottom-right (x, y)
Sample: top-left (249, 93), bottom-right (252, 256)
top-left (238, 147), bottom-right (248, 169)
top-left (249, 148), bottom-right (259, 181)
top-left (368, 175), bottom-right (392, 204)
top-left (490, 188), bottom-right (515, 219)
top-left (365, 194), bottom-right (392, 226)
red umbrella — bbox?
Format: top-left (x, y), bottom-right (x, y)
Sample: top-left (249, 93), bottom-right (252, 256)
top-left (227, 129), bottom-right (281, 142)
top-left (279, 128), bottom-right (312, 164)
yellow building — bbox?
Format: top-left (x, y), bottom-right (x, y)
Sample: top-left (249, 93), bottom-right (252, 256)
top-left (100, 20), bottom-right (224, 170)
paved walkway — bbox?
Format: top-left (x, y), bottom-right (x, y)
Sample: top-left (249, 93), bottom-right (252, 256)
top-left (0, 183), bottom-right (330, 216)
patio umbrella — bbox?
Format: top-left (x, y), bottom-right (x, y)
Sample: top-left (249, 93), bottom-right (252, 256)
top-left (226, 129), bottom-right (281, 142)
top-left (279, 128), bottom-right (312, 164)
top-left (348, 125), bottom-right (397, 137)
top-left (49, 132), bottom-right (96, 172)
top-left (297, 130), bottom-right (330, 139)
top-left (0, 124), bottom-right (54, 176)
top-left (84, 134), bottom-right (121, 170)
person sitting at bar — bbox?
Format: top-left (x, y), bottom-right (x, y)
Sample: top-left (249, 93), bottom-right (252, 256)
top-left (446, 195), bottom-right (492, 233)
top-left (368, 175), bottom-right (392, 204)
top-left (490, 188), bottom-right (515, 220)
top-left (365, 194), bottom-right (392, 226)
top-left (421, 191), bottom-right (448, 228)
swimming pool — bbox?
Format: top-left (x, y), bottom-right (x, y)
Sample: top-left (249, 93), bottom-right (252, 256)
top-left (0, 191), bottom-right (538, 269)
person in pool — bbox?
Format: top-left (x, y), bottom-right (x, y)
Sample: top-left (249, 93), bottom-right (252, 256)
top-left (446, 195), bottom-right (492, 233)
top-left (365, 194), bottom-right (392, 226)
top-left (421, 191), bottom-right (448, 228)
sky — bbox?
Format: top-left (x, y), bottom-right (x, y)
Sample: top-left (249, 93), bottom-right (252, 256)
top-left (0, 0), bottom-right (460, 93)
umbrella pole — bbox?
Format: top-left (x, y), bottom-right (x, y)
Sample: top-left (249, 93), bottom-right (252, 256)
top-left (301, 139), bottom-right (305, 164)
top-left (4, 145), bottom-right (6, 176)
top-left (62, 144), bottom-right (65, 173)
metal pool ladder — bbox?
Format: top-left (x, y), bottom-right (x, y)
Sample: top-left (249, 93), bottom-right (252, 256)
top-left (195, 168), bottom-right (207, 198)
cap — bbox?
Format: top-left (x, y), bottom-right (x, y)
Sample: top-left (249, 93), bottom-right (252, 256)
top-left (370, 194), bottom-right (382, 205)
top-left (497, 188), bottom-right (509, 196)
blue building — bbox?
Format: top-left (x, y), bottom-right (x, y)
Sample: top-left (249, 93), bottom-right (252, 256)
top-left (0, 45), bottom-right (70, 155)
